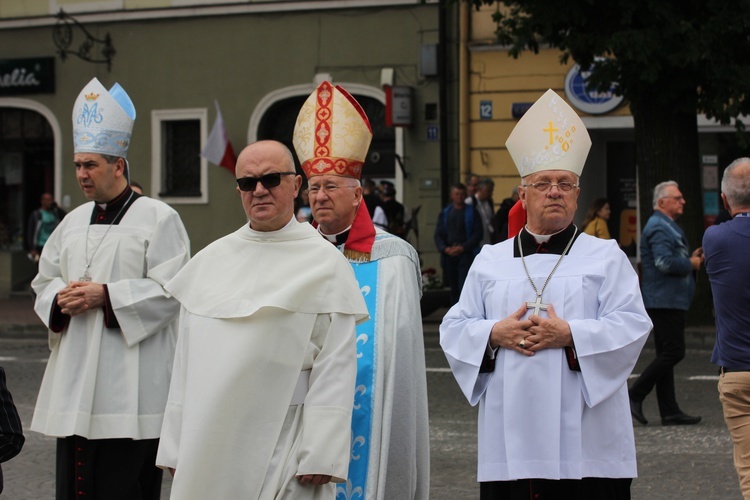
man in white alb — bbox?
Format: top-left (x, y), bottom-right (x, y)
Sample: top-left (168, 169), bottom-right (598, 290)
top-left (293, 81), bottom-right (430, 499)
top-left (156, 140), bottom-right (368, 499)
top-left (31, 77), bottom-right (191, 499)
top-left (440, 89), bottom-right (652, 499)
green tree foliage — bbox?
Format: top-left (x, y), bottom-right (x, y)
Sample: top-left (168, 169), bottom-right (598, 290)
top-left (467, 0), bottom-right (750, 321)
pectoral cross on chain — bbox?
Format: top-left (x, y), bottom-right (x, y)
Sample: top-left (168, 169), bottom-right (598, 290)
top-left (526, 293), bottom-right (549, 316)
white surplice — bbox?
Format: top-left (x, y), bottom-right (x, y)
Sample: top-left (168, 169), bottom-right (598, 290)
top-left (30, 197), bottom-right (191, 440)
top-left (156, 220), bottom-right (369, 500)
top-left (441, 233), bottom-right (652, 481)
top-left (336, 230), bottom-right (430, 500)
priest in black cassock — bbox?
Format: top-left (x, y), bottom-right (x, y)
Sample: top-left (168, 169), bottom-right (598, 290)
top-left (440, 89), bottom-right (652, 500)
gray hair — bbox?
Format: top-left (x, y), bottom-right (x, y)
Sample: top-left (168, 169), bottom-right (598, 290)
top-left (478, 178), bottom-right (495, 189)
top-left (652, 180), bottom-right (679, 208)
top-left (722, 158), bottom-right (750, 208)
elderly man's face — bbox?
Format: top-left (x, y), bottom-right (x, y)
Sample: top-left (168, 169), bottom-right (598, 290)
top-left (236, 142), bottom-right (301, 232)
top-left (308, 174), bottom-right (361, 234)
top-left (519, 170), bottom-right (580, 234)
top-left (657, 185), bottom-right (686, 220)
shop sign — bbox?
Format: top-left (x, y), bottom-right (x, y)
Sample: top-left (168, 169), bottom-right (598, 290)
top-left (564, 61), bottom-right (623, 115)
top-left (0, 57), bottom-right (55, 96)
top-left (385, 85), bottom-right (412, 127)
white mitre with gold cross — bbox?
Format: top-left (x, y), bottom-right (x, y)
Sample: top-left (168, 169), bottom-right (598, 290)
top-left (505, 89), bottom-right (591, 178)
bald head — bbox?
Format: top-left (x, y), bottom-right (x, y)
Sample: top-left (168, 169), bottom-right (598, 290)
top-left (235, 141), bottom-right (302, 232)
top-left (722, 158), bottom-right (750, 214)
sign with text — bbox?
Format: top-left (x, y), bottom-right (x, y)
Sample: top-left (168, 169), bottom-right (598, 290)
top-left (0, 57), bottom-right (55, 96)
top-left (385, 85), bottom-right (412, 127)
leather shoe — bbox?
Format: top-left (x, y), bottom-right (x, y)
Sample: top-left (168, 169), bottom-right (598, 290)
top-left (661, 412), bottom-right (702, 426)
top-left (630, 398), bottom-right (647, 425)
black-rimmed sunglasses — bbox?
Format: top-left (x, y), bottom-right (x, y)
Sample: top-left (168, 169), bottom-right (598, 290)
top-left (236, 172), bottom-right (296, 192)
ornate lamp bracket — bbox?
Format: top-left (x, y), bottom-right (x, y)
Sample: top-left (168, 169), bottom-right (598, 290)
top-left (52, 9), bottom-right (116, 72)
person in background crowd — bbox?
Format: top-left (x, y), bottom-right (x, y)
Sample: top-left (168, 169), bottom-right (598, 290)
top-left (30, 77), bottom-right (191, 499)
top-left (434, 183), bottom-right (483, 305)
top-left (494, 186), bottom-right (519, 242)
top-left (465, 173), bottom-right (480, 206)
top-left (295, 186), bottom-right (312, 222)
top-left (363, 178), bottom-right (388, 231)
top-left (474, 178), bottom-right (496, 246)
top-left (26, 193), bottom-right (66, 262)
top-left (629, 180), bottom-right (703, 426)
top-left (703, 158), bottom-right (750, 498)
top-left (129, 181), bottom-right (143, 195)
top-left (295, 81), bottom-right (429, 499)
top-left (582, 197), bottom-right (612, 239)
top-left (379, 181), bottom-right (407, 238)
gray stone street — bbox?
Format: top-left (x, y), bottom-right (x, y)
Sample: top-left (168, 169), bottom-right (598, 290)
top-left (0, 301), bottom-right (742, 499)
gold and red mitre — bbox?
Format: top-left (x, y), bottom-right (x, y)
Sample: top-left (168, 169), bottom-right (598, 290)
top-left (293, 82), bottom-right (376, 261)
top-left (293, 81), bottom-right (373, 180)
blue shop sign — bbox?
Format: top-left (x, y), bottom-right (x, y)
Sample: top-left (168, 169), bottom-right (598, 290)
top-left (564, 61), bottom-right (623, 115)
top-left (0, 57), bottom-right (55, 96)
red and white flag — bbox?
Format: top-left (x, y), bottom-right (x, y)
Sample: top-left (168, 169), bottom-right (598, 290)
top-left (201, 100), bottom-right (236, 174)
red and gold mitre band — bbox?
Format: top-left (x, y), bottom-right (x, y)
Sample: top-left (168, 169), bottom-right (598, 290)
top-left (300, 157), bottom-right (364, 179)
top-left (293, 81), bottom-right (373, 180)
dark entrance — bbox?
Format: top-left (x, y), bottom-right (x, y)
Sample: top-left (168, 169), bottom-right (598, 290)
top-left (0, 107), bottom-right (54, 291)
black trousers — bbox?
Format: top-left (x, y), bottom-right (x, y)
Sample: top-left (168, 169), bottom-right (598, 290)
top-left (56, 436), bottom-right (162, 500)
top-left (628, 308), bottom-right (686, 416)
top-left (480, 477), bottom-right (632, 500)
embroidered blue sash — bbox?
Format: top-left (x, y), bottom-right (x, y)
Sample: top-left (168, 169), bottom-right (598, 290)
top-left (337, 260), bottom-right (379, 500)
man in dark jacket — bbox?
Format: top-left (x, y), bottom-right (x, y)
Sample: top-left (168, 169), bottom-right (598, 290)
top-left (434, 183), bottom-right (483, 305)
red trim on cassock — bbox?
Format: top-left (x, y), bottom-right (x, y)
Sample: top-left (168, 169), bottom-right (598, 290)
top-left (507, 200), bottom-right (526, 238)
top-left (313, 202), bottom-right (375, 257)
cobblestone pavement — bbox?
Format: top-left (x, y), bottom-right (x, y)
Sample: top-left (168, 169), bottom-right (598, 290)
top-left (0, 299), bottom-right (742, 499)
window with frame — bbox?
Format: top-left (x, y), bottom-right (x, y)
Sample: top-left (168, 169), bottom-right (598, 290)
top-left (151, 108), bottom-right (208, 204)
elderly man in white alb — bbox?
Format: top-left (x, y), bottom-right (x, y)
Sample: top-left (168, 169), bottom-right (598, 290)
top-left (156, 140), bottom-right (368, 499)
top-left (440, 89), bottom-right (652, 500)
top-left (293, 81), bottom-right (430, 499)
top-left (31, 77), bottom-right (191, 499)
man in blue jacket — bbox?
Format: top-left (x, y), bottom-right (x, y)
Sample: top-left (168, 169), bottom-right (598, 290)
top-left (434, 183), bottom-right (483, 305)
top-left (629, 180), bottom-right (703, 425)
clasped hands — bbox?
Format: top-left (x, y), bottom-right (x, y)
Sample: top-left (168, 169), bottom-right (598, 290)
top-left (56, 281), bottom-right (106, 316)
top-left (489, 303), bottom-right (573, 357)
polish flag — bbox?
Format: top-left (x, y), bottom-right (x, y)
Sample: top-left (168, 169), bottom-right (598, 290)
top-left (201, 101), bottom-right (236, 174)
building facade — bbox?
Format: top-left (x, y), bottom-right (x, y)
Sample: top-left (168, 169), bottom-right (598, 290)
top-left (0, 0), bottom-right (453, 296)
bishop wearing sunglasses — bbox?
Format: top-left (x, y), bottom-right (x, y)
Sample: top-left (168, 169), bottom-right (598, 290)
top-left (156, 140), bottom-right (368, 499)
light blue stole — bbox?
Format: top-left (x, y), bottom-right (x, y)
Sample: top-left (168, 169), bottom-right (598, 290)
top-left (337, 260), bottom-right (379, 500)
